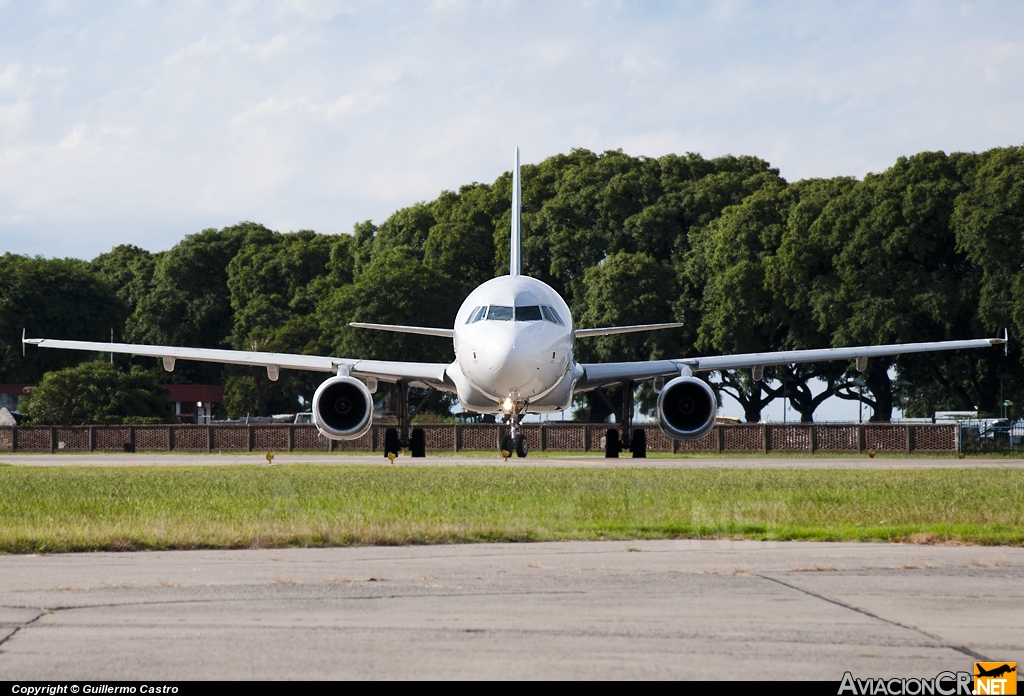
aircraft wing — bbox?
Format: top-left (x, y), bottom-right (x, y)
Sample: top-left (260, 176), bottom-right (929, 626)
top-left (349, 323), bottom-right (454, 338)
top-left (577, 336), bottom-right (1007, 390)
top-left (686, 337), bottom-right (1006, 372)
top-left (575, 360), bottom-right (680, 391)
top-left (22, 338), bottom-right (456, 392)
top-left (575, 323), bottom-right (683, 338)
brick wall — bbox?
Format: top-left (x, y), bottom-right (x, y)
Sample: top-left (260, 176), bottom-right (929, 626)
top-left (0, 423), bottom-right (958, 454)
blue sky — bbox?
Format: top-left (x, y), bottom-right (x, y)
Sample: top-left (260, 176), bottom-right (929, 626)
top-left (2, 0), bottom-right (1022, 261)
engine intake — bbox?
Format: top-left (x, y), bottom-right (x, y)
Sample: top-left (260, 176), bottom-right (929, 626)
top-left (657, 375), bottom-right (717, 440)
top-left (312, 376), bottom-right (373, 440)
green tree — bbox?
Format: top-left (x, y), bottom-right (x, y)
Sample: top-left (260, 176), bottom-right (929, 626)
top-left (20, 361), bottom-right (172, 425)
top-left (685, 183), bottom-right (800, 421)
top-left (129, 223), bottom-right (269, 384)
top-left (316, 246), bottom-right (463, 417)
top-left (952, 145), bottom-right (1024, 418)
top-left (0, 255), bottom-right (126, 384)
top-left (809, 152), bottom-right (988, 420)
top-left (424, 183), bottom-right (502, 290)
top-left (226, 230), bottom-right (346, 416)
top-left (767, 177), bottom-right (862, 421)
top-left (318, 246), bottom-right (462, 364)
top-left (371, 203), bottom-right (435, 261)
top-left (91, 244), bottom-right (160, 320)
top-left (574, 251), bottom-right (678, 419)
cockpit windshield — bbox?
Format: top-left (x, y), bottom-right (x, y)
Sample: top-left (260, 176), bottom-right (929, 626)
top-left (541, 306), bottom-right (564, 325)
top-left (486, 305), bottom-right (513, 321)
top-left (467, 304), bottom-right (565, 324)
top-left (515, 306), bottom-right (543, 322)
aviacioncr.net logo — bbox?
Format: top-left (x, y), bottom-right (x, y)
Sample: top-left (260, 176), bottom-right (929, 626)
top-left (973, 662), bottom-right (1017, 695)
top-left (839, 671), bottom-right (973, 695)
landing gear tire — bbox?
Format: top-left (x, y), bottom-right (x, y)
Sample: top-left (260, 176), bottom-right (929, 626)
top-left (605, 428), bottom-right (620, 458)
top-left (630, 428), bottom-right (646, 458)
top-left (410, 427), bottom-right (426, 458)
top-left (500, 435), bottom-right (512, 457)
top-left (383, 428), bottom-right (400, 458)
top-left (514, 433), bottom-right (528, 458)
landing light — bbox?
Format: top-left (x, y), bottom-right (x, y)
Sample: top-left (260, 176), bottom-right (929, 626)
top-left (502, 397), bottom-right (514, 413)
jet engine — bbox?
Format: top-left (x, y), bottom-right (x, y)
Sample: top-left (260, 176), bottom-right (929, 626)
top-left (656, 375), bottom-right (717, 440)
top-left (312, 376), bottom-right (373, 440)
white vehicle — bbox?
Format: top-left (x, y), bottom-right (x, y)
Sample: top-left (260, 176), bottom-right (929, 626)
top-left (24, 150), bottom-right (1008, 458)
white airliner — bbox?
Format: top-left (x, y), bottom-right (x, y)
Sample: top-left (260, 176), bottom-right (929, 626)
top-left (24, 149), bottom-right (1008, 458)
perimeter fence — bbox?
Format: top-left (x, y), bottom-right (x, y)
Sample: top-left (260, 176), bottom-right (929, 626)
top-left (0, 422), bottom-right (958, 454)
top-left (958, 420), bottom-right (1024, 454)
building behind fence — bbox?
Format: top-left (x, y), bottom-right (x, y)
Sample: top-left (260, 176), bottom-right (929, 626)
top-left (0, 422), bottom-right (959, 454)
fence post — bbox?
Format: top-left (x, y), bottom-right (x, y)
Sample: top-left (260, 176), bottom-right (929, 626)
top-left (762, 424), bottom-right (769, 454)
top-left (454, 424), bottom-right (461, 452)
top-left (857, 425), bottom-right (865, 453)
top-left (129, 426), bottom-right (136, 452)
top-left (247, 426), bottom-right (254, 452)
top-left (540, 425), bottom-right (547, 452)
top-left (809, 425), bottom-right (817, 454)
top-left (207, 425), bottom-right (213, 453)
top-left (89, 426), bottom-right (96, 452)
top-left (49, 426), bottom-right (56, 453)
top-left (583, 426), bottom-right (591, 452)
top-left (716, 425), bottom-right (724, 453)
top-left (906, 426), bottom-right (913, 454)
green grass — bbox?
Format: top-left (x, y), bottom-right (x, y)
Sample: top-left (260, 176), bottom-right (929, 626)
top-left (0, 465), bottom-right (1021, 552)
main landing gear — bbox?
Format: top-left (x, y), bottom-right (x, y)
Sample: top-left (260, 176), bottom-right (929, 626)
top-left (383, 380), bottom-right (427, 460)
top-left (604, 380), bottom-right (647, 459)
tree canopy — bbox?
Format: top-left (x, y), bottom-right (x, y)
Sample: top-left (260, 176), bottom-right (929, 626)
top-left (20, 361), bottom-right (173, 425)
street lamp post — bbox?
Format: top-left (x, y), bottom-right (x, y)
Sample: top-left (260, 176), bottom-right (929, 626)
top-left (853, 378), bottom-right (867, 423)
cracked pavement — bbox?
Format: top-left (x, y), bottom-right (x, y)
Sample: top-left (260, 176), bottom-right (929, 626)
top-left (0, 541), bottom-right (1021, 679)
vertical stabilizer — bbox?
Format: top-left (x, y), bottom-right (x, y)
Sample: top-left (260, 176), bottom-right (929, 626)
top-left (510, 147), bottom-right (522, 276)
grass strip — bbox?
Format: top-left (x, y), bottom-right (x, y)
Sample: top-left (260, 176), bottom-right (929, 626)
top-left (0, 465), bottom-right (1021, 552)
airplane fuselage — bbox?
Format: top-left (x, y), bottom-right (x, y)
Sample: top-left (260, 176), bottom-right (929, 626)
top-left (449, 275), bottom-right (579, 414)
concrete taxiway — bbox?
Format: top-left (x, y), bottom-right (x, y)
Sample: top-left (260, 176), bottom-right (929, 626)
top-left (2, 452), bottom-right (1022, 468)
top-left (1, 541), bottom-right (1022, 680)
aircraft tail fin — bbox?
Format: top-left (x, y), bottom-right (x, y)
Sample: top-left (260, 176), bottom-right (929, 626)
top-left (510, 147), bottom-right (522, 276)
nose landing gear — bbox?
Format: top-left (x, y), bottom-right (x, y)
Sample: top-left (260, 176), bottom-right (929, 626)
top-left (500, 400), bottom-right (529, 459)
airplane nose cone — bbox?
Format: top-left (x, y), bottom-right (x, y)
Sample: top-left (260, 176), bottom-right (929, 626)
top-left (489, 326), bottom-right (562, 399)
top-left (491, 350), bottom-right (534, 393)
top-left (459, 320), bottom-right (566, 402)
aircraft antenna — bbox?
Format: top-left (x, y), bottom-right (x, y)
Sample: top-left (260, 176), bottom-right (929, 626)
top-left (510, 147), bottom-right (522, 276)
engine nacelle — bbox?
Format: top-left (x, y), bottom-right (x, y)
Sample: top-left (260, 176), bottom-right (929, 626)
top-left (657, 375), bottom-right (717, 440)
top-left (312, 376), bottom-right (373, 440)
